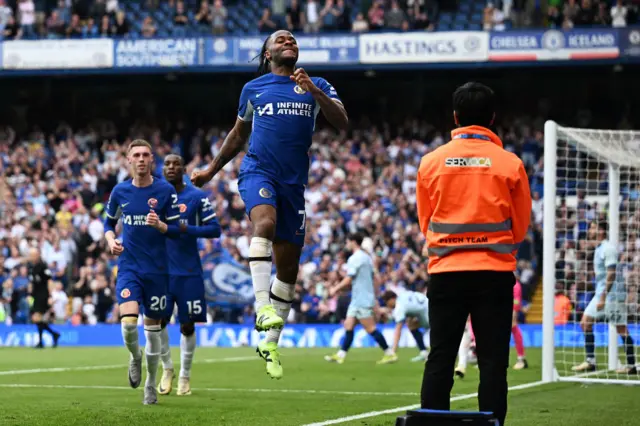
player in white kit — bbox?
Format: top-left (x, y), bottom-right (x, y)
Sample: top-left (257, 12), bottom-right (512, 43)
top-left (381, 290), bottom-right (430, 362)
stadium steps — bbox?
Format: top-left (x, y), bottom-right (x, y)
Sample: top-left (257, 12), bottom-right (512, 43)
top-left (526, 279), bottom-right (544, 324)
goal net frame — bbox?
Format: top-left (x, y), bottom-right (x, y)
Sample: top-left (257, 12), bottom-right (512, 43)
top-left (542, 120), bottom-right (640, 385)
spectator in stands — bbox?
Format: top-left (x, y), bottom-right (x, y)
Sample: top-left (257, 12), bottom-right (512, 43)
top-left (66, 13), bottom-right (83, 39)
top-left (408, 3), bottom-right (434, 31)
top-left (113, 11), bottom-right (128, 37)
top-left (547, 5), bottom-right (564, 28)
top-left (0, 0), bottom-right (12, 34)
top-left (106, 0), bottom-right (119, 16)
top-left (368, 0), bottom-right (385, 30)
top-left (18, 0), bottom-right (36, 39)
top-left (84, 17), bottom-right (98, 38)
top-left (3, 14), bottom-right (17, 39)
top-left (286, 0), bottom-right (304, 32)
top-left (195, 0), bottom-right (212, 28)
top-left (270, 0), bottom-right (287, 27)
top-left (45, 10), bottom-right (65, 38)
top-left (55, 0), bottom-right (70, 24)
top-left (211, 0), bottom-right (226, 35)
top-left (575, 0), bottom-right (596, 25)
top-left (99, 15), bottom-right (110, 37)
top-left (304, 0), bottom-right (321, 32)
top-left (594, 2), bottom-right (611, 25)
top-left (611, 0), bottom-right (628, 26)
top-left (336, 0), bottom-right (351, 30)
top-left (351, 12), bottom-right (369, 32)
top-left (89, 0), bottom-right (106, 21)
top-left (483, 3), bottom-right (506, 31)
top-left (258, 8), bottom-right (277, 34)
top-left (173, 0), bottom-right (189, 36)
top-left (385, 0), bottom-right (407, 30)
top-left (562, 0), bottom-right (578, 24)
top-left (141, 15), bottom-right (156, 38)
top-left (319, 0), bottom-right (339, 32)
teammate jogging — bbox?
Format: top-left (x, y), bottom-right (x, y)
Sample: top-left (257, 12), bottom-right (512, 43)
top-left (191, 30), bottom-right (348, 379)
top-left (104, 139), bottom-right (180, 405)
top-left (157, 154), bottom-right (221, 396)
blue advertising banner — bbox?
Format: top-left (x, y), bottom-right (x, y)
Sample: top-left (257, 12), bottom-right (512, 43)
top-left (489, 29), bottom-right (619, 61)
top-left (202, 37), bottom-right (235, 65)
top-left (114, 38), bottom-right (203, 68)
top-left (203, 252), bottom-right (255, 309)
top-left (621, 29), bottom-right (640, 58)
top-left (1, 323), bottom-right (638, 348)
top-left (235, 35), bottom-right (359, 66)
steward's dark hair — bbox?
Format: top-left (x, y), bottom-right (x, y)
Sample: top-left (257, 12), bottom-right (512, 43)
top-left (255, 35), bottom-right (271, 76)
top-left (452, 82), bottom-right (495, 128)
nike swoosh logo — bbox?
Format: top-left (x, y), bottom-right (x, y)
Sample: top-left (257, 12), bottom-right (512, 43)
top-left (121, 203), bottom-right (130, 208)
top-left (256, 93), bottom-right (264, 98)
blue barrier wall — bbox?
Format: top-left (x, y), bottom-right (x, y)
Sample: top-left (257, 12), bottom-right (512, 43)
top-left (1, 323), bottom-right (638, 348)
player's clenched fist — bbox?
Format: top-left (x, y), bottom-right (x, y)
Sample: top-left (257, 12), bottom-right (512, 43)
top-left (108, 238), bottom-right (124, 256)
top-left (291, 68), bottom-right (318, 94)
top-left (190, 168), bottom-right (213, 188)
top-left (146, 209), bottom-right (160, 228)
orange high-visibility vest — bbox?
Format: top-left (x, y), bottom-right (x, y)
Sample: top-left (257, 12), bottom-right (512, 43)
top-left (416, 126), bottom-right (532, 274)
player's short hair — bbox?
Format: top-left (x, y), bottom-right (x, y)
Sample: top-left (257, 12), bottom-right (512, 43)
top-left (452, 82), bottom-right (495, 128)
top-left (127, 139), bottom-right (152, 154)
top-left (597, 221), bottom-right (608, 234)
top-left (164, 153), bottom-right (184, 165)
top-left (381, 290), bottom-right (397, 303)
top-left (347, 232), bottom-right (364, 246)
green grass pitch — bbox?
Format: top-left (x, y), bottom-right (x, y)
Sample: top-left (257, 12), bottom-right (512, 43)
top-left (0, 346), bottom-right (638, 425)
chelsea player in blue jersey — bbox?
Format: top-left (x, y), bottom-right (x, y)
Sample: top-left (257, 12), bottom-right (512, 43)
top-left (104, 140), bottom-right (181, 405)
top-left (191, 30), bottom-right (348, 379)
top-left (157, 154), bottom-right (221, 396)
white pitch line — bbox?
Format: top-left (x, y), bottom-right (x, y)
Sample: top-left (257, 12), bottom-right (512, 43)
top-left (0, 355), bottom-right (258, 376)
top-left (301, 380), bottom-right (548, 426)
top-left (0, 383), bottom-right (418, 397)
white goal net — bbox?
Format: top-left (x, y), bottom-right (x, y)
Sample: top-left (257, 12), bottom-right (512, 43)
top-left (542, 121), bottom-right (640, 385)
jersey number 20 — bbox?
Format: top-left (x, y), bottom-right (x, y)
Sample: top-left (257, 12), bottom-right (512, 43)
top-left (150, 295), bottom-right (167, 311)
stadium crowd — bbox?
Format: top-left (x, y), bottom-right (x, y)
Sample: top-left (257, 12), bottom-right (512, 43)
top-left (0, 111), bottom-right (546, 326)
top-left (0, 0), bottom-right (638, 40)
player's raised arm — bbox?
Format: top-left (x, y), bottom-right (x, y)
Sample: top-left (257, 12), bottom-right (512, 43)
top-left (292, 69), bottom-right (348, 131)
top-left (191, 84), bottom-right (253, 187)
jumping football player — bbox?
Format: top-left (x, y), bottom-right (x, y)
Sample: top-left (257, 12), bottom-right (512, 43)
top-left (573, 221), bottom-right (636, 374)
top-left (157, 154), bottom-right (221, 396)
top-left (104, 139), bottom-right (180, 405)
top-left (381, 289), bottom-right (430, 362)
top-left (191, 30), bottom-right (348, 379)
top-left (324, 233), bottom-right (397, 365)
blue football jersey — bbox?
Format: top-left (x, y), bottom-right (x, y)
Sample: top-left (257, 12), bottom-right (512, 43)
top-left (167, 185), bottom-right (218, 276)
top-left (105, 179), bottom-right (180, 275)
top-left (237, 73), bottom-right (342, 185)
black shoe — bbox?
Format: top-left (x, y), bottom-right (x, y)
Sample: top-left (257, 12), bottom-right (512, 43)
top-left (35, 342), bottom-right (44, 349)
top-left (52, 332), bottom-right (61, 348)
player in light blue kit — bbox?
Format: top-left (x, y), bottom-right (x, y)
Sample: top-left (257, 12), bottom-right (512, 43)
top-left (103, 140), bottom-right (181, 405)
top-left (191, 30), bottom-right (348, 379)
top-left (381, 289), bottom-right (431, 362)
top-left (156, 154), bottom-right (221, 396)
top-left (324, 233), bottom-right (397, 365)
top-left (572, 221), bottom-right (636, 375)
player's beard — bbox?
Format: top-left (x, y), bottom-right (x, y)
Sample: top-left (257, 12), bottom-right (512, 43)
top-left (273, 52), bottom-right (297, 70)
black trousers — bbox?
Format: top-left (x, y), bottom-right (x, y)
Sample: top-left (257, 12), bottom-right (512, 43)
top-left (421, 271), bottom-right (515, 426)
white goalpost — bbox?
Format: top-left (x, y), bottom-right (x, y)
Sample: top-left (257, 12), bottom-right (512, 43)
top-left (542, 120), bottom-right (640, 385)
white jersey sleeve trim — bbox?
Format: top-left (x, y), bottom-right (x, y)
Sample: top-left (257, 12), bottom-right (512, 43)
top-left (202, 213), bottom-right (217, 222)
